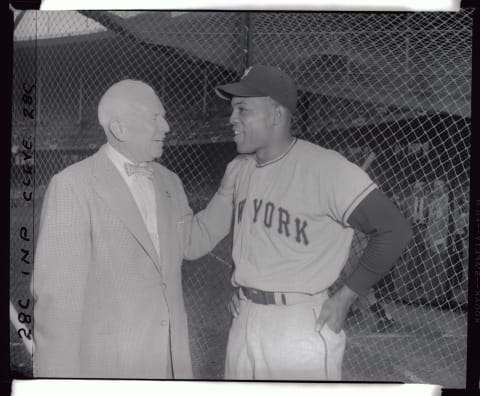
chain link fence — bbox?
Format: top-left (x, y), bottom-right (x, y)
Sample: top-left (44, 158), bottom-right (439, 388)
top-left (11, 10), bottom-right (471, 386)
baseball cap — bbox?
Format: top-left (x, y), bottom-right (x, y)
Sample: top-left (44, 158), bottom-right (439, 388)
top-left (215, 65), bottom-right (297, 114)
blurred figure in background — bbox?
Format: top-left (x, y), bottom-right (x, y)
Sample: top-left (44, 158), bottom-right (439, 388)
top-left (426, 179), bottom-right (450, 255)
top-left (400, 180), bottom-right (429, 297)
top-left (445, 184), bottom-right (469, 308)
top-left (423, 178), bottom-right (450, 306)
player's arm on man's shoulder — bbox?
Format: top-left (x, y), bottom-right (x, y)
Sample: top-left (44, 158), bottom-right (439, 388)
top-left (179, 156), bottom-right (246, 260)
top-left (32, 172), bottom-right (92, 377)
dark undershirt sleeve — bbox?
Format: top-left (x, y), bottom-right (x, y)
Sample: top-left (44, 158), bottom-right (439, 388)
top-left (345, 188), bottom-right (412, 297)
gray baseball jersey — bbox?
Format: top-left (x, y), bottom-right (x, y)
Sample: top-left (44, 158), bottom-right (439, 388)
top-left (231, 138), bottom-right (377, 294)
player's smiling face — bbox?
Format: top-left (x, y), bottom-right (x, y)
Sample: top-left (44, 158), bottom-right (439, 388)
top-left (230, 97), bottom-right (276, 154)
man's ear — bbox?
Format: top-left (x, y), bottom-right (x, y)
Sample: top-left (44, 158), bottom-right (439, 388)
top-left (270, 102), bottom-right (280, 125)
top-left (108, 120), bottom-right (127, 142)
top-left (273, 105), bottom-right (286, 126)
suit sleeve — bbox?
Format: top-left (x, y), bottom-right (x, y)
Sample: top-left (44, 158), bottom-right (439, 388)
top-left (32, 173), bottom-right (91, 377)
top-left (175, 176), bottom-right (234, 261)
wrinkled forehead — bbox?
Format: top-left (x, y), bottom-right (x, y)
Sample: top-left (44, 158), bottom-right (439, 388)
top-left (132, 93), bottom-right (165, 117)
top-left (125, 86), bottom-right (165, 116)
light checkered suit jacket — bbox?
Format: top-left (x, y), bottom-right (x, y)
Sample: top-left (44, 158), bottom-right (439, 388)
top-left (32, 145), bottom-right (232, 379)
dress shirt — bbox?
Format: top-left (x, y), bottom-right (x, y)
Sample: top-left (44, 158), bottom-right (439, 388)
top-left (105, 143), bottom-right (160, 257)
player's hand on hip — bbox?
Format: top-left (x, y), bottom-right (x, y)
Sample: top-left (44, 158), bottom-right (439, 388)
top-left (217, 157), bottom-right (244, 199)
top-left (228, 289), bottom-right (240, 318)
top-left (315, 285), bottom-right (358, 334)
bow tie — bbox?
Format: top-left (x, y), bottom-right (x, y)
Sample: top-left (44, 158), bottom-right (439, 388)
top-left (124, 162), bottom-right (154, 179)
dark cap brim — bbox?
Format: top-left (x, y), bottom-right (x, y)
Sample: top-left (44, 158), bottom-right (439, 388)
top-left (215, 81), bottom-right (267, 101)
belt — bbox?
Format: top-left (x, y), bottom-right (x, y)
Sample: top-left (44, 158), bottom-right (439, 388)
top-left (240, 286), bottom-right (327, 306)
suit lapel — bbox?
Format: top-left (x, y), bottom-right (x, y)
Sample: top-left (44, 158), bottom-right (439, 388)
top-left (92, 147), bottom-right (163, 274)
top-left (152, 167), bottom-right (180, 273)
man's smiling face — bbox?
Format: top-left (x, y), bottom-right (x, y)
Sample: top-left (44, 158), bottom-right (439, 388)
top-left (229, 96), bottom-right (276, 154)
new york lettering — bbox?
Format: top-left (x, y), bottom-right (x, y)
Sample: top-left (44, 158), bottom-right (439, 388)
top-left (237, 198), bottom-right (309, 245)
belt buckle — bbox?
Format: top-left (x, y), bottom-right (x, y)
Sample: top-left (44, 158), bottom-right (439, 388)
top-left (257, 290), bottom-right (268, 305)
top-left (244, 287), bottom-right (281, 305)
top-left (261, 294), bottom-right (268, 305)
top-left (250, 288), bottom-right (268, 305)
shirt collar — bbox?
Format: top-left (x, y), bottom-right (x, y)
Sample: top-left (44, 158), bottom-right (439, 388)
top-left (105, 143), bottom-right (136, 182)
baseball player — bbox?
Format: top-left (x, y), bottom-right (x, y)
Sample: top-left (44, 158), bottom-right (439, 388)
top-left (212, 65), bottom-right (412, 380)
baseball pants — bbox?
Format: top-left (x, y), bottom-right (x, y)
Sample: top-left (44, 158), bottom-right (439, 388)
top-left (224, 290), bottom-right (346, 380)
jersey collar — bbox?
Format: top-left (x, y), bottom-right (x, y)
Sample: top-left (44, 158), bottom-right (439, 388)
top-left (256, 137), bottom-right (297, 168)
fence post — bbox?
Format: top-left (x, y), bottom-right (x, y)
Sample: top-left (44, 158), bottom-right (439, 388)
top-left (202, 65), bottom-right (208, 120)
top-left (242, 12), bottom-right (252, 70)
top-left (77, 71), bottom-right (83, 126)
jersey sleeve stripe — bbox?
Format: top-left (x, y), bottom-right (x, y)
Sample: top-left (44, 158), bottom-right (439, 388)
top-left (341, 182), bottom-right (378, 226)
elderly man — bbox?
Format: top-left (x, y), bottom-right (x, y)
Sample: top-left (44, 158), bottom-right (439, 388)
top-left (32, 80), bottom-right (234, 378)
